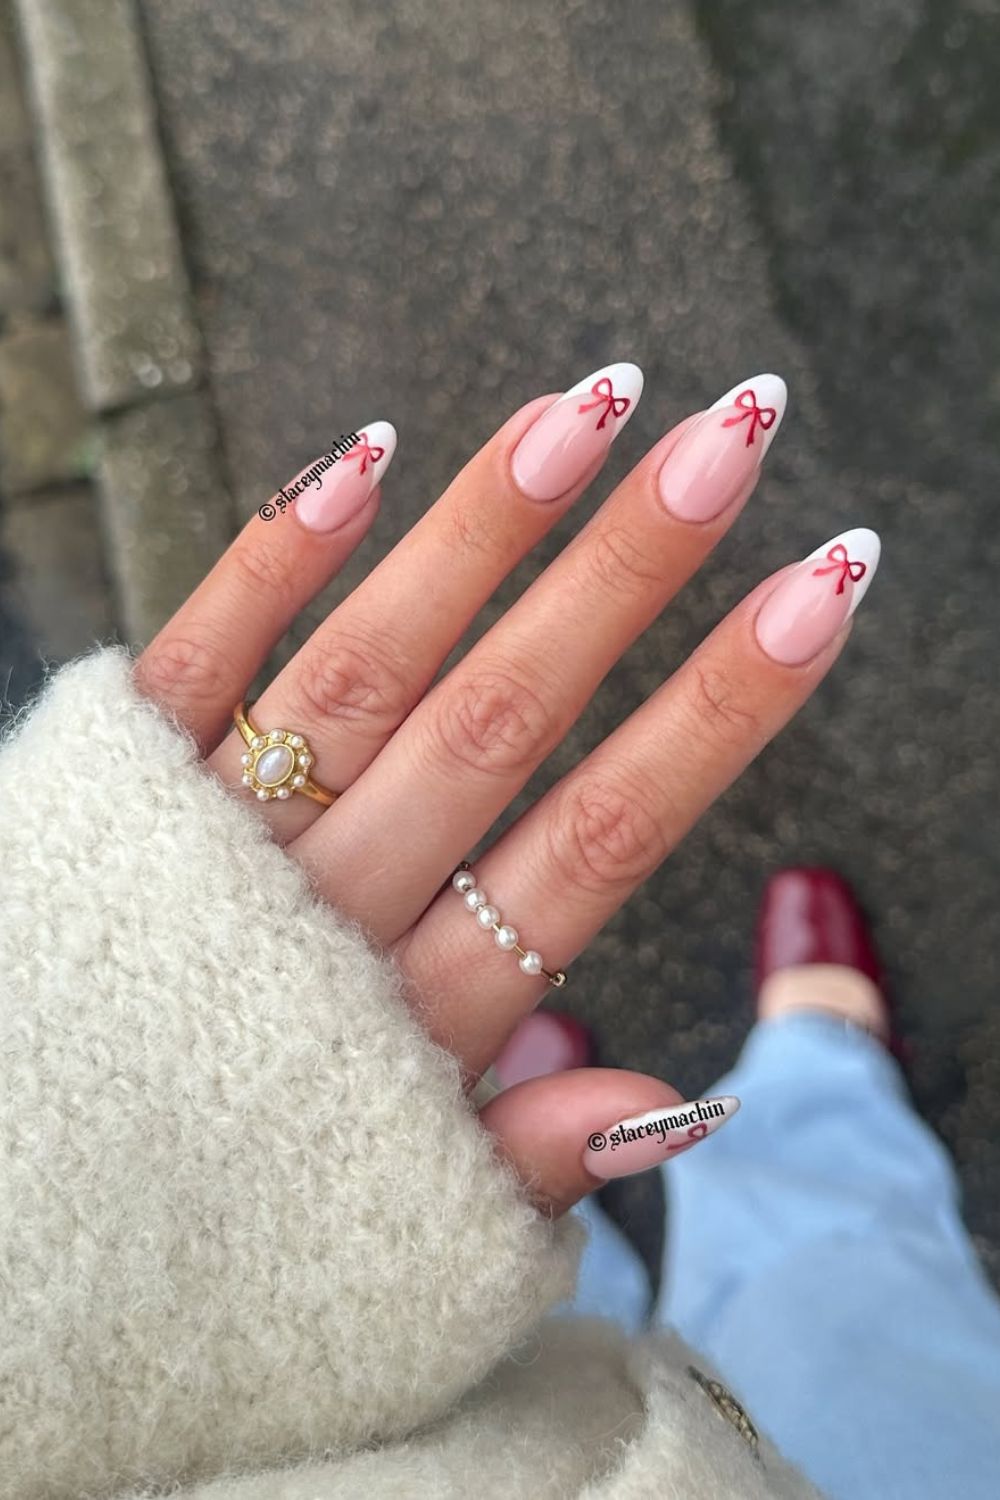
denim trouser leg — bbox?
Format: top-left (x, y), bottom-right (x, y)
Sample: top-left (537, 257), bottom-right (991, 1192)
top-left (555, 1191), bottom-right (651, 1332)
top-left (651, 1011), bottom-right (1000, 1500)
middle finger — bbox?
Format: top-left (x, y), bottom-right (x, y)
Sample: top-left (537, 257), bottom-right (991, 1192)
top-left (292, 374), bottom-right (787, 939)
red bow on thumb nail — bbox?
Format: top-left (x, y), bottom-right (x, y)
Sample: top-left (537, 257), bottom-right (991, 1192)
top-left (666, 1121), bottom-right (709, 1153)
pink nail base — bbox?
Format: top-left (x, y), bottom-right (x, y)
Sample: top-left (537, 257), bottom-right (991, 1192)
top-left (658, 408), bottom-right (764, 523)
top-left (295, 461), bottom-right (372, 532)
top-left (511, 397), bottom-right (614, 502)
top-left (755, 561), bottom-right (854, 666)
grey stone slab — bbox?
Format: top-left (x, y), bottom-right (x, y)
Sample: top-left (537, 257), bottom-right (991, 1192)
top-left (97, 392), bottom-right (234, 646)
top-left (0, 0), bottom-right (56, 315)
top-left (0, 483), bottom-right (115, 660)
top-left (14, 0), bottom-right (201, 411)
top-left (0, 318), bottom-right (93, 493)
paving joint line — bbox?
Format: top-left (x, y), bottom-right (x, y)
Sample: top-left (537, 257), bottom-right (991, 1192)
top-left (11, 0), bottom-right (238, 645)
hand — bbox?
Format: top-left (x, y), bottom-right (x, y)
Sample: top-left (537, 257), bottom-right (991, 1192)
top-left (133, 362), bottom-right (879, 1215)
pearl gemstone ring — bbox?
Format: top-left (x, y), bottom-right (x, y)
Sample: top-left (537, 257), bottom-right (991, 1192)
top-left (233, 703), bottom-right (338, 807)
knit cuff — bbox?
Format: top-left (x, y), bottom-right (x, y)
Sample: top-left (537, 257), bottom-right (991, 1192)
top-left (0, 649), bottom-right (583, 1500)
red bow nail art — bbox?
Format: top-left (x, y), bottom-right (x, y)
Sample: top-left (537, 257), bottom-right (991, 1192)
top-left (578, 376), bottom-right (631, 431)
top-left (665, 1122), bottom-right (709, 1153)
top-left (343, 433), bottom-right (385, 476)
top-left (722, 388), bottom-right (777, 447)
top-left (812, 543), bottom-right (867, 595)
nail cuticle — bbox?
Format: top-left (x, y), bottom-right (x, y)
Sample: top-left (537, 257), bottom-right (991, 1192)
top-left (294, 420), bottom-right (397, 534)
top-left (658, 374), bottom-right (786, 524)
top-left (755, 529), bottom-right (881, 667)
top-left (510, 361), bottom-right (643, 503)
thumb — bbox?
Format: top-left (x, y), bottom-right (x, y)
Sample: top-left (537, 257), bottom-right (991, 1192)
top-left (478, 1066), bottom-right (739, 1217)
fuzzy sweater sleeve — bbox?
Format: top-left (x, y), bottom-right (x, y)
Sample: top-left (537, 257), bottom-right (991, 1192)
top-left (0, 649), bottom-right (583, 1500)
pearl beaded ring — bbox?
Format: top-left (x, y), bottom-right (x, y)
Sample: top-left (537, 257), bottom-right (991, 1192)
top-left (451, 862), bottom-right (567, 987)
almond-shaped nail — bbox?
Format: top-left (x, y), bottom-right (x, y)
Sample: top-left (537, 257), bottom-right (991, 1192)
top-left (659, 373), bottom-right (787, 522)
top-left (292, 421), bottom-right (397, 533)
top-left (582, 1095), bottom-right (740, 1180)
top-left (511, 361), bottom-right (643, 502)
top-left (755, 527), bottom-right (881, 666)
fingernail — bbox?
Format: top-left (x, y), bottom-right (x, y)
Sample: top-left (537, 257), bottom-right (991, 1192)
top-left (582, 1095), bottom-right (740, 1180)
top-left (511, 361), bottom-right (643, 502)
top-left (293, 421), bottom-right (397, 532)
top-left (659, 373), bottom-right (787, 522)
top-left (755, 527), bottom-right (881, 667)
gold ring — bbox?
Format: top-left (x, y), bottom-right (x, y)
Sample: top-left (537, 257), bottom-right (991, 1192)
top-left (233, 702), bottom-right (339, 807)
top-left (451, 862), bottom-right (567, 988)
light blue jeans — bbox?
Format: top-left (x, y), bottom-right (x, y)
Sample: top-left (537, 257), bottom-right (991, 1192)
top-left (563, 1011), bottom-right (1000, 1499)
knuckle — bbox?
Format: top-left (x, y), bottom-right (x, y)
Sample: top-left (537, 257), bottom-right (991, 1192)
top-left (587, 521), bottom-right (666, 602)
top-left (689, 663), bottom-right (767, 750)
top-left (229, 539), bottom-right (297, 603)
top-left (298, 630), bottom-right (412, 737)
top-left (686, 662), bottom-right (762, 750)
top-left (548, 770), bottom-right (667, 896)
top-left (428, 663), bottom-right (553, 779)
top-left (134, 632), bottom-right (228, 708)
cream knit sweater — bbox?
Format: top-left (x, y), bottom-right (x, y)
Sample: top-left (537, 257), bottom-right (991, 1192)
top-left (0, 649), bottom-right (823, 1500)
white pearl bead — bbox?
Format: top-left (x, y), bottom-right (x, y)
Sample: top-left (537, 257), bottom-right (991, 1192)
top-left (495, 925), bottom-right (518, 950)
top-left (241, 771), bottom-right (254, 785)
top-left (519, 950), bottom-right (543, 975)
top-left (251, 736), bottom-right (265, 749)
top-left (256, 788), bottom-right (269, 801)
top-left (292, 773), bottom-right (306, 788)
top-left (255, 744), bottom-right (294, 787)
top-left (290, 734), bottom-right (304, 748)
top-left (240, 752), bottom-right (252, 766)
top-left (276, 787), bottom-right (291, 799)
top-left (299, 752), bottom-right (313, 767)
top-left (452, 870), bottom-right (476, 893)
top-left (270, 729), bottom-right (285, 741)
top-left (477, 904), bottom-right (500, 928)
top-left (464, 888), bottom-right (487, 912)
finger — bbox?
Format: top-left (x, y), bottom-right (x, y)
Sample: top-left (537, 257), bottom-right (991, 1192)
top-left (133, 424), bottom-right (396, 752)
top-left (207, 362), bottom-right (643, 838)
top-left (479, 1068), bottom-right (739, 1217)
top-left (399, 527), bottom-right (881, 1074)
top-left (294, 374), bottom-right (786, 934)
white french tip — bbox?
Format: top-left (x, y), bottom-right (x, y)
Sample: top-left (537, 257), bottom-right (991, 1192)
top-left (804, 527), bottom-right (881, 615)
top-left (356, 420), bottom-right (397, 484)
top-left (709, 372), bottom-right (788, 458)
top-left (554, 360), bottom-right (644, 437)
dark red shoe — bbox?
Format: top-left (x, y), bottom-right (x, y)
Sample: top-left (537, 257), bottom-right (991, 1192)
top-left (755, 867), bottom-right (882, 991)
top-left (755, 867), bottom-right (907, 1065)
